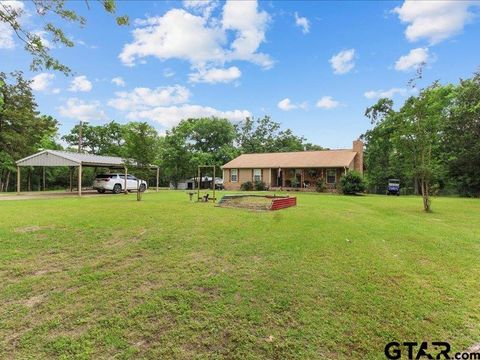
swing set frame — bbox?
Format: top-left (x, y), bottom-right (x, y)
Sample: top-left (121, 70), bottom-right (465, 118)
top-left (197, 165), bottom-right (216, 203)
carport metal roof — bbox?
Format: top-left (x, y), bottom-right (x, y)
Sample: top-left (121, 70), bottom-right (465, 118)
top-left (16, 150), bottom-right (127, 167)
top-left (15, 150), bottom-right (159, 196)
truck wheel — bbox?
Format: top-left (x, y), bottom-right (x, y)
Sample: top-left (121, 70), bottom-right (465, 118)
top-left (113, 184), bottom-right (122, 194)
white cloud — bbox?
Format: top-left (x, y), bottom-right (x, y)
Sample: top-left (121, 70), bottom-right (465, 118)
top-left (277, 98), bottom-right (308, 111)
top-left (277, 98), bottom-right (297, 111)
top-left (111, 77), bottom-right (126, 87)
top-left (163, 68), bottom-right (175, 78)
top-left (395, 47), bottom-right (432, 72)
top-left (126, 105), bottom-right (251, 128)
top-left (31, 73), bottom-right (55, 92)
top-left (329, 49), bottom-right (355, 74)
top-left (294, 12), bottom-right (310, 34)
top-left (189, 66), bottom-right (241, 83)
top-left (393, 1), bottom-right (478, 44)
top-left (0, 1), bottom-right (25, 49)
top-left (316, 96), bottom-right (340, 109)
top-left (58, 98), bottom-right (107, 122)
top-left (69, 75), bottom-right (92, 92)
top-left (364, 87), bottom-right (416, 99)
top-left (108, 85), bottom-right (191, 111)
top-left (120, 0), bottom-right (272, 72)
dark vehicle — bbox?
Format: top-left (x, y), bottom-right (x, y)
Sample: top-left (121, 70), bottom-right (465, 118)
top-left (387, 179), bottom-right (400, 196)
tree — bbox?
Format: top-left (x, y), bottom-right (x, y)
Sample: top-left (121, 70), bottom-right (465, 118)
top-left (63, 121), bottom-right (125, 155)
top-left (443, 73), bottom-right (480, 196)
top-left (235, 116), bottom-right (316, 153)
top-left (0, 71), bottom-right (58, 191)
top-left (0, 0), bottom-right (128, 75)
top-left (392, 83), bottom-right (454, 211)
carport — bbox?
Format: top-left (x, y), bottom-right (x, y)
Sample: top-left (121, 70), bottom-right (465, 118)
top-left (15, 150), bottom-right (159, 196)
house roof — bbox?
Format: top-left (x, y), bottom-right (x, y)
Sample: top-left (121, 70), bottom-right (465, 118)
top-left (222, 150), bottom-right (357, 169)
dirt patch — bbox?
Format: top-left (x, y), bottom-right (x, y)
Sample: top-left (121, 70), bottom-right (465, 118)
top-left (219, 196), bottom-right (273, 211)
top-left (24, 294), bottom-right (46, 308)
top-left (14, 225), bottom-right (43, 233)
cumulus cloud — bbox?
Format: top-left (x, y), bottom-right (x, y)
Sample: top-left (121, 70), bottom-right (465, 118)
top-left (277, 98), bottom-right (307, 111)
top-left (294, 12), bottom-right (310, 34)
top-left (119, 0), bottom-right (272, 78)
top-left (329, 49), bottom-right (355, 74)
top-left (393, 1), bottom-right (479, 44)
top-left (126, 105), bottom-right (251, 128)
top-left (395, 47), bottom-right (433, 71)
top-left (189, 66), bottom-right (241, 83)
top-left (364, 87), bottom-right (416, 99)
top-left (316, 96), bottom-right (340, 109)
top-left (31, 73), bottom-right (55, 92)
top-left (108, 85), bottom-right (191, 111)
top-left (69, 75), bottom-right (92, 92)
top-left (111, 77), bottom-right (126, 87)
top-left (0, 0), bottom-right (25, 49)
top-left (58, 98), bottom-right (107, 122)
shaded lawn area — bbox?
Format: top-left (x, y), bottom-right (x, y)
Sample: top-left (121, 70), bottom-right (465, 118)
top-left (0, 191), bottom-right (479, 359)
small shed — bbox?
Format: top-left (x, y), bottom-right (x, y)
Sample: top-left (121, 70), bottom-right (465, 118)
top-left (15, 150), bottom-right (159, 196)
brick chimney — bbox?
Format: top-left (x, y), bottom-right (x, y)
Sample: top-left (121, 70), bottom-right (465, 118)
top-left (352, 139), bottom-right (364, 175)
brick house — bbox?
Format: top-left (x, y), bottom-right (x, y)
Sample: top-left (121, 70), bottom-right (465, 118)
top-left (222, 140), bottom-right (363, 191)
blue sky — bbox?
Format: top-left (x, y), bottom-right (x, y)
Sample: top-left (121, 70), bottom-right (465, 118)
top-left (1, 0), bottom-right (479, 148)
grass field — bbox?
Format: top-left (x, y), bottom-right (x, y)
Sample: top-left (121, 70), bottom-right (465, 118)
top-left (0, 191), bottom-right (479, 359)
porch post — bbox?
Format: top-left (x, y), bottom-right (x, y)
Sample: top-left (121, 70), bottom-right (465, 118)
top-left (301, 169), bottom-right (305, 190)
top-left (124, 166), bottom-right (128, 194)
top-left (16, 166), bottom-right (20, 194)
top-left (42, 166), bottom-right (46, 191)
top-left (268, 168), bottom-right (272, 188)
top-left (156, 166), bottom-right (159, 192)
top-left (281, 168), bottom-right (286, 188)
top-left (78, 164), bottom-right (82, 197)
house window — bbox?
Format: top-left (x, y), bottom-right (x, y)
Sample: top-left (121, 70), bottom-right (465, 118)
top-left (326, 169), bottom-right (336, 184)
top-left (253, 169), bottom-right (262, 182)
top-left (230, 169), bottom-right (238, 182)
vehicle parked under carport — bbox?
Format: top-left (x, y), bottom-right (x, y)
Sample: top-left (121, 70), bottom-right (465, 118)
top-left (93, 173), bottom-right (147, 194)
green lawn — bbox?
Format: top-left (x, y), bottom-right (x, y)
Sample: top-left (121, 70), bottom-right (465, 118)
top-left (0, 191), bottom-right (479, 359)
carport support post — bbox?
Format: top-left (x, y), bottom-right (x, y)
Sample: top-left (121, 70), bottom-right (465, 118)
top-left (124, 166), bottom-right (128, 194)
top-left (42, 166), bottom-right (46, 191)
top-left (78, 164), bottom-right (82, 197)
top-left (213, 167), bottom-right (215, 203)
top-left (156, 167), bottom-right (159, 192)
top-left (16, 166), bottom-right (20, 194)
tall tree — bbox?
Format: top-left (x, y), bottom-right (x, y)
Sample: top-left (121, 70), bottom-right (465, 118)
top-left (0, 71), bottom-right (58, 191)
top-left (443, 72), bottom-right (480, 196)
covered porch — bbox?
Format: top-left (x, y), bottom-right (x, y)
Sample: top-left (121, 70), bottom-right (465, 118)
top-left (267, 167), bottom-right (348, 191)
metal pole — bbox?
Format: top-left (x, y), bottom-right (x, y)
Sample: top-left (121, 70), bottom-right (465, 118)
top-left (78, 164), bottom-right (82, 197)
top-left (69, 167), bottom-right (73, 192)
top-left (16, 166), bottom-right (20, 194)
top-left (197, 166), bottom-right (200, 201)
top-left (213, 166), bottom-right (215, 203)
top-left (156, 166), bottom-right (159, 192)
top-left (42, 166), bottom-right (46, 191)
top-left (124, 166), bottom-right (128, 194)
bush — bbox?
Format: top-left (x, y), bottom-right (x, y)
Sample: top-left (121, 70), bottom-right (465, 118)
top-left (290, 177), bottom-right (299, 188)
top-left (254, 180), bottom-right (268, 191)
top-left (240, 181), bottom-right (254, 191)
top-left (315, 178), bottom-right (326, 192)
top-left (340, 171), bottom-right (366, 195)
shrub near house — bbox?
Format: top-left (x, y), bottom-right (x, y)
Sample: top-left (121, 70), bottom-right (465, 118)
top-left (340, 171), bottom-right (365, 194)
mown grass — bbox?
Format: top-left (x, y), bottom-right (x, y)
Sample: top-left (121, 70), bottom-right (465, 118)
top-left (0, 191), bottom-right (479, 359)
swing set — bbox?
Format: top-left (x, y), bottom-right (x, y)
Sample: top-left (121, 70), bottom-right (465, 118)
top-left (196, 165), bottom-right (216, 203)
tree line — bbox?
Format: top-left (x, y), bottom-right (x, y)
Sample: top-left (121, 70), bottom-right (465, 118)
top-left (362, 71), bottom-right (480, 209)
